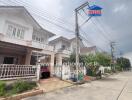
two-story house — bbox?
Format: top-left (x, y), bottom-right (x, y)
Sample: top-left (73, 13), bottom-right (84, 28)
top-left (49, 36), bottom-right (87, 65)
top-left (0, 6), bottom-right (55, 75)
top-left (49, 37), bottom-right (71, 65)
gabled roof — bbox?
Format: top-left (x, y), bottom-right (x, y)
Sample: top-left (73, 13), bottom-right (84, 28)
top-left (88, 5), bottom-right (102, 10)
top-left (0, 6), bottom-right (55, 37)
top-left (49, 36), bottom-right (70, 44)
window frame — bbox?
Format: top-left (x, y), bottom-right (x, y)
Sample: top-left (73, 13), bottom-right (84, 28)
top-left (6, 21), bottom-right (26, 39)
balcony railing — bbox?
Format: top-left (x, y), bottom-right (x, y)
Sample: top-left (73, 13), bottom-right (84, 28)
top-left (0, 34), bottom-right (54, 51)
top-left (0, 64), bottom-right (37, 80)
top-left (60, 49), bottom-right (72, 55)
top-left (56, 48), bottom-right (72, 55)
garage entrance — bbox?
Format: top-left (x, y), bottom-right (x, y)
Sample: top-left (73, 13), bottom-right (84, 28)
top-left (40, 64), bottom-right (50, 79)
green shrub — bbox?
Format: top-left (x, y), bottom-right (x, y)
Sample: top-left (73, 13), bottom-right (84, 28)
top-left (12, 80), bottom-right (37, 94)
top-left (86, 68), bottom-right (96, 76)
top-left (0, 81), bottom-right (6, 96)
top-left (116, 66), bottom-right (122, 71)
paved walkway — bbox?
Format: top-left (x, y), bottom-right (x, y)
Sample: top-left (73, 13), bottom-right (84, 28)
top-left (39, 78), bottom-right (73, 92)
top-left (24, 71), bottom-right (132, 100)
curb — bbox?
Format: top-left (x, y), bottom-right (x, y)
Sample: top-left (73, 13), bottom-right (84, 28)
top-left (61, 79), bottom-right (76, 84)
top-left (1, 90), bottom-right (43, 100)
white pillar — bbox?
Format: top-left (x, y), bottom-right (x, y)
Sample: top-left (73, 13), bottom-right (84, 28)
top-left (50, 53), bottom-right (55, 76)
top-left (56, 54), bottom-right (62, 66)
top-left (37, 64), bottom-right (41, 81)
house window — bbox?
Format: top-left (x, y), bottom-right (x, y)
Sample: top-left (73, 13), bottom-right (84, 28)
top-left (32, 33), bottom-right (45, 43)
top-left (6, 24), bottom-right (25, 39)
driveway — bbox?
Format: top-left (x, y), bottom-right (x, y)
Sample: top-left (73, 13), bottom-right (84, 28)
top-left (23, 71), bottom-right (132, 100)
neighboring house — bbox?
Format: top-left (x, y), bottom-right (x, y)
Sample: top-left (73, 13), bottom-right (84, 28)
top-left (49, 36), bottom-right (71, 65)
top-left (0, 6), bottom-right (55, 75)
top-left (70, 37), bottom-right (85, 53)
top-left (49, 36), bottom-right (96, 65)
top-left (80, 46), bottom-right (97, 55)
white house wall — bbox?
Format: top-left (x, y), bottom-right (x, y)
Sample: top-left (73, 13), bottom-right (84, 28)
top-left (0, 11), bottom-right (54, 51)
top-left (2, 13), bottom-right (33, 41)
top-left (0, 15), bottom-right (5, 34)
top-left (61, 41), bottom-right (70, 50)
top-left (54, 41), bottom-right (62, 50)
top-left (33, 30), bottom-right (49, 45)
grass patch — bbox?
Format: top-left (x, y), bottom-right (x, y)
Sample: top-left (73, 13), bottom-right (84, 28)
top-left (0, 80), bottom-right (37, 97)
top-left (0, 81), bottom-right (6, 96)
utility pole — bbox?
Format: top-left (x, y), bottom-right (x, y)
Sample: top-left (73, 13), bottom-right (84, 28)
top-left (75, 2), bottom-right (89, 82)
top-left (75, 9), bottom-right (79, 81)
top-left (119, 51), bottom-right (123, 71)
top-left (110, 42), bottom-right (116, 71)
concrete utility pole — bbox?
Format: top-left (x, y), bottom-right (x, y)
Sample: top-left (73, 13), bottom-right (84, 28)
top-left (110, 42), bottom-right (116, 71)
top-left (75, 2), bottom-right (89, 81)
top-left (119, 51), bottom-right (123, 71)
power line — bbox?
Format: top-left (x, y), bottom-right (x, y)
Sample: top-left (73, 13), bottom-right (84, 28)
top-left (80, 28), bottom-right (94, 43)
top-left (1, 0), bottom-right (112, 43)
top-left (0, 0), bottom-right (96, 39)
top-left (80, 33), bottom-right (94, 45)
top-left (77, 12), bottom-right (109, 44)
top-left (80, 35), bottom-right (105, 52)
top-left (79, 28), bottom-right (107, 52)
top-left (7, 0), bottom-right (74, 27)
top-left (0, 0), bottom-right (109, 53)
top-left (0, 0), bottom-right (75, 35)
top-left (77, 8), bottom-right (111, 52)
top-left (91, 19), bottom-right (111, 43)
top-left (5, 0), bottom-right (72, 26)
top-left (78, 11), bottom-right (111, 44)
top-left (78, 7), bottom-right (112, 43)
top-left (95, 17), bottom-right (113, 38)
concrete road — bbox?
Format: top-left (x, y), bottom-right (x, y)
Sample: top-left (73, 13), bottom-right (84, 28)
top-left (24, 71), bottom-right (132, 100)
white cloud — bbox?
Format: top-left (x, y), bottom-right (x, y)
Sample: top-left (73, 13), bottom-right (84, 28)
top-left (29, 0), bottom-right (62, 17)
top-left (113, 4), bottom-right (127, 13)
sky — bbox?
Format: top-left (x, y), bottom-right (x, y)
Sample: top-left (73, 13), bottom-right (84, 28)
top-left (0, 0), bottom-right (132, 63)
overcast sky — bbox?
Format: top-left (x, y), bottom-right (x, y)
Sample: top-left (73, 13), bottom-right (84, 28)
top-left (1, 0), bottom-right (132, 63)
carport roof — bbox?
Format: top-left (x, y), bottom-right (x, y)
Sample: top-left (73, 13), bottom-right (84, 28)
top-left (0, 41), bottom-right (42, 51)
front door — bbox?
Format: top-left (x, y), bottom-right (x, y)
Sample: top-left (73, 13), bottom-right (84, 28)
top-left (3, 57), bottom-right (14, 64)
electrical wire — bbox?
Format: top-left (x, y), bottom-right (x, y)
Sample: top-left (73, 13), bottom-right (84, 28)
top-left (80, 7), bottom-right (112, 43)
top-left (0, 0), bottom-right (75, 35)
top-left (0, 0), bottom-right (110, 52)
top-left (9, 0), bottom-right (74, 27)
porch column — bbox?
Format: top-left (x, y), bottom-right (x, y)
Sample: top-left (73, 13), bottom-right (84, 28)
top-left (50, 53), bottom-right (55, 76)
top-left (56, 54), bottom-right (62, 66)
top-left (25, 49), bottom-right (32, 65)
